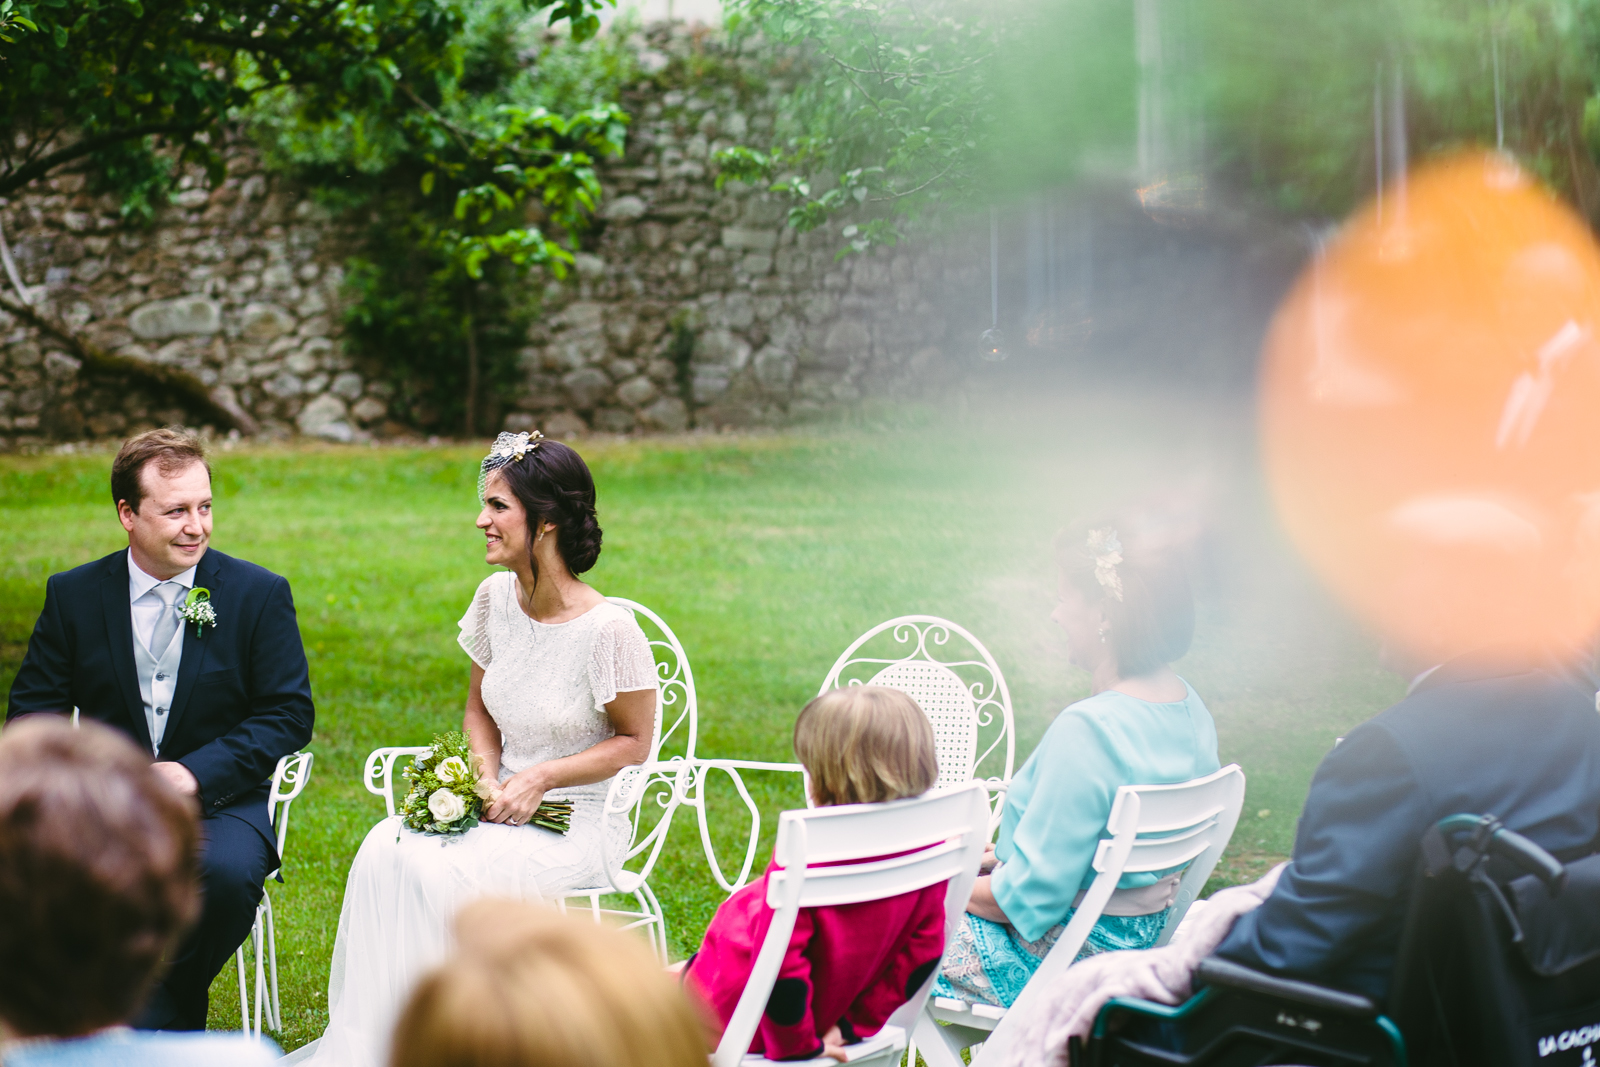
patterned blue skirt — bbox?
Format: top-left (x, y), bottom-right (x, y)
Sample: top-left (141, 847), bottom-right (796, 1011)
top-left (933, 907), bottom-right (1171, 1008)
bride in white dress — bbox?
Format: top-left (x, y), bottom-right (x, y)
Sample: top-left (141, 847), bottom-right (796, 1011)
top-left (291, 432), bottom-right (659, 1067)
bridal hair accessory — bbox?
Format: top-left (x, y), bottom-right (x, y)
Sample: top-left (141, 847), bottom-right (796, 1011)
top-left (397, 730), bottom-right (571, 838)
top-left (177, 587), bottom-right (217, 636)
top-left (1087, 528), bottom-right (1125, 602)
top-left (477, 430), bottom-right (545, 503)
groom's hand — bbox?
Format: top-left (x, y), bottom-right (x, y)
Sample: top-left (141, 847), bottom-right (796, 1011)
top-left (153, 761), bottom-right (199, 797)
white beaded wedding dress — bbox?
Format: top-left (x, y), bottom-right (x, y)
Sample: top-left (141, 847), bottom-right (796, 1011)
top-left (288, 572), bottom-right (658, 1067)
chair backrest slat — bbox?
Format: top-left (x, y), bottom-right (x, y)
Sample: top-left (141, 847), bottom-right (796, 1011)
top-left (1092, 816), bottom-right (1220, 873)
top-left (1090, 808), bottom-right (1224, 874)
top-left (773, 785), bottom-right (992, 864)
top-left (1116, 779), bottom-right (1234, 832)
top-left (768, 839), bottom-right (972, 910)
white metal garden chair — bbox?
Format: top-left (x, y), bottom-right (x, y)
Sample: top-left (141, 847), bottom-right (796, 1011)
top-left (687, 614), bottom-right (1017, 895)
top-left (235, 750), bottom-right (314, 1040)
top-left (711, 780), bottom-right (992, 1067)
top-left (910, 763), bottom-right (1247, 1067)
top-left (361, 596), bottom-right (698, 962)
top-left (820, 616), bottom-right (1016, 827)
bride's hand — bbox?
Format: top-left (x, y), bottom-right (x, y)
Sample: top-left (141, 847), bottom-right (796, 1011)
top-left (484, 769), bottom-right (548, 826)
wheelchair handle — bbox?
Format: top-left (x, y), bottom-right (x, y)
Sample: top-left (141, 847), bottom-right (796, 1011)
top-left (1436, 813), bottom-right (1567, 896)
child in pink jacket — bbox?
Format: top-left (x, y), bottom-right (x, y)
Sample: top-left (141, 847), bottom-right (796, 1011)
top-left (684, 686), bottom-right (948, 1062)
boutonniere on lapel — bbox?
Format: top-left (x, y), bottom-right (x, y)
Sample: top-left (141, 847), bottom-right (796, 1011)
top-left (178, 587), bottom-right (217, 636)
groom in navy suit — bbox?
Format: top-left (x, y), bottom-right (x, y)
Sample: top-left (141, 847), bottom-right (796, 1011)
top-left (6, 427), bottom-right (314, 1030)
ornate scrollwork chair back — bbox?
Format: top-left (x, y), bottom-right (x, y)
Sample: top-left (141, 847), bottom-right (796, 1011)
top-left (819, 615), bottom-right (1016, 822)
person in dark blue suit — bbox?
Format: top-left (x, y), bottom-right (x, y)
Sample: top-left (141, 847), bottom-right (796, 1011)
top-left (1215, 647), bottom-right (1600, 1000)
top-left (6, 427), bottom-right (314, 1031)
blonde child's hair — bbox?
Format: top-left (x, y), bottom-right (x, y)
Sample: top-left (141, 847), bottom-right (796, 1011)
top-left (390, 899), bottom-right (708, 1067)
top-left (793, 685), bottom-right (938, 806)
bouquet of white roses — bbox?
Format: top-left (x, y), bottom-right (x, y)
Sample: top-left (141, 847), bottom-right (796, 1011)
top-left (397, 731), bottom-right (572, 837)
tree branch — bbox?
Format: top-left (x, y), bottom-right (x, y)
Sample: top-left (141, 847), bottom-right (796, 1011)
top-left (399, 82), bottom-right (478, 154)
top-left (825, 51), bottom-right (994, 84)
top-left (867, 158), bottom-right (957, 202)
top-left (826, 56), bottom-right (889, 119)
top-left (0, 122), bottom-right (207, 200)
top-left (0, 296), bottom-right (259, 434)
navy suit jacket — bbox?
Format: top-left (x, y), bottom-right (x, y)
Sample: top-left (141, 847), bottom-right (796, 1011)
top-left (1217, 651), bottom-right (1600, 1001)
top-left (6, 548), bottom-right (315, 844)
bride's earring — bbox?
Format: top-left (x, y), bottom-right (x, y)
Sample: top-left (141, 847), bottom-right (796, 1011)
top-left (535, 525), bottom-right (545, 544)
top-left (1098, 624), bottom-right (1111, 644)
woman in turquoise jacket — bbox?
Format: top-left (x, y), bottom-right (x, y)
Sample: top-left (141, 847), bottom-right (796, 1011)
top-left (935, 523), bottom-right (1220, 1008)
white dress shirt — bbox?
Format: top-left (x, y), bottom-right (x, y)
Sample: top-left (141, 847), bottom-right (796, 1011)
top-left (128, 550), bottom-right (196, 755)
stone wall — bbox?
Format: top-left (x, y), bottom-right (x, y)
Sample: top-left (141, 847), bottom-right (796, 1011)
top-left (508, 23), bottom-right (967, 436)
top-left (0, 159), bottom-right (382, 449)
top-left (0, 23), bottom-right (970, 451)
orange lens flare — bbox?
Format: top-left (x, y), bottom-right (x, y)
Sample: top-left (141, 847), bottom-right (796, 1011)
top-left (1260, 151), bottom-right (1600, 661)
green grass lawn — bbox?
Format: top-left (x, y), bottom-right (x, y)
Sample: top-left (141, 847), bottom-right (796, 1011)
top-left (0, 390), bottom-right (1403, 1050)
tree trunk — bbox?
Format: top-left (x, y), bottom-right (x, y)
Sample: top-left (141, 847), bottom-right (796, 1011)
top-left (0, 295), bottom-right (258, 435)
top-left (463, 290), bottom-right (479, 440)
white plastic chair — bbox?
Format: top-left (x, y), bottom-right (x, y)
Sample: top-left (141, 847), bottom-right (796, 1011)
top-left (687, 615), bottom-right (1016, 894)
top-left (235, 750), bottom-right (314, 1039)
top-left (712, 781), bottom-right (992, 1067)
top-left (362, 596), bottom-right (697, 961)
top-left (912, 763), bottom-right (1247, 1067)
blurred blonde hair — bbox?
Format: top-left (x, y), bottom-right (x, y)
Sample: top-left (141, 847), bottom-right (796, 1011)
top-left (391, 899), bottom-right (708, 1067)
top-left (794, 685), bottom-right (938, 806)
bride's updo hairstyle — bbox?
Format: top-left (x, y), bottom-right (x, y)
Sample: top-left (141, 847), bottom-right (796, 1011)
top-left (481, 432), bottom-right (604, 576)
top-left (1056, 515), bottom-right (1195, 677)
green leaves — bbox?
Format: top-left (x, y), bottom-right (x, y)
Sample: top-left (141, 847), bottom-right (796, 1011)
top-left (0, 0), bottom-right (614, 204)
top-left (412, 97), bottom-right (626, 277)
top-left (256, 1), bottom-right (634, 433)
top-left (712, 144), bottom-right (775, 189)
top-left (716, 0), bottom-right (1006, 253)
top-left (0, 0), bottom-right (37, 46)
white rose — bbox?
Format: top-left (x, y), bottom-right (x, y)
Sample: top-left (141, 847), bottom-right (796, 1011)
top-left (436, 756), bottom-right (470, 786)
top-left (428, 788), bottom-right (467, 824)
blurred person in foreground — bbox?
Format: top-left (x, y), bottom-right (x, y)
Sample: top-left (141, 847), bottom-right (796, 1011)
top-left (932, 521), bottom-right (1219, 1009)
top-left (6, 427), bottom-right (314, 1030)
top-left (391, 898), bottom-right (705, 1067)
top-left (0, 716), bottom-right (277, 1065)
top-left (682, 686), bottom-right (946, 1061)
top-left (990, 595), bottom-right (1600, 1064)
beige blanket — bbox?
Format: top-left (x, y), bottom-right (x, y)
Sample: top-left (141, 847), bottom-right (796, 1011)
top-left (987, 864), bottom-right (1286, 1067)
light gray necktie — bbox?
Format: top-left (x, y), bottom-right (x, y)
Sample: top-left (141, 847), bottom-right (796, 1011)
top-left (150, 581), bottom-right (183, 654)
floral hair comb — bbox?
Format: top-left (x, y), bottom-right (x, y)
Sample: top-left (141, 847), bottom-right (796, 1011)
top-left (1086, 528), bottom-right (1124, 602)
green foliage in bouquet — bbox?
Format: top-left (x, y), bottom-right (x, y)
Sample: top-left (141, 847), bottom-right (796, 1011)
top-left (399, 731), bottom-right (573, 837)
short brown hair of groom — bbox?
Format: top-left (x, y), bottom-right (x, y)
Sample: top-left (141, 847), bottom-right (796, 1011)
top-left (111, 427), bottom-right (211, 514)
top-left (392, 899), bottom-right (708, 1067)
top-left (0, 717), bottom-right (201, 1037)
top-left (793, 685), bottom-right (939, 807)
